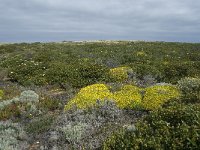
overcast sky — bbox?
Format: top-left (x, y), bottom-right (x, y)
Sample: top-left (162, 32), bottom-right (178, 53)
top-left (0, 0), bottom-right (200, 42)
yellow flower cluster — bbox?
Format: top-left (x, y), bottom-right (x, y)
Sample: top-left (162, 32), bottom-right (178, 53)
top-left (142, 85), bottom-right (180, 110)
top-left (0, 90), bottom-right (3, 100)
top-left (64, 84), bottom-right (141, 110)
top-left (136, 51), bottom-right (147, 57)
top-left (113, 85), bottom-right (141, 109)
top-left (109, 67), bottom-right (132, 82)
top-left (64, 84), bottom-right (113, 110)
top-left (64, 83), bottom-right (180, 111)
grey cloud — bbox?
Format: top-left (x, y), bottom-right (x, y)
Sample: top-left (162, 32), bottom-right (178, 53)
top-left (0, 0), bottom-right (200, 42)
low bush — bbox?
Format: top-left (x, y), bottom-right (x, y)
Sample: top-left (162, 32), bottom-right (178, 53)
top-left (0, 102), bottom-right (21, 120)
top-left (177, 77), bottom-right (200, 103)
top-left (103, 102), bottom-right (200, 150)
top-left (64, 84), bottom-right (113, 110)
top-left (161, 62), bottom-right (196, 84)
top-left (58, 100), bottom-right (124, 149)
top-left (65, 83), bottom-right (180, 111)
top-left (0, 121), bottom-right (28, 150)
top-left (113, 85), bottom-right (141, 109)
top-left (25, 114), bottom-right (55, 135)
top-left (19, 90), bottom-right (39, 103)
top-left (65, 84), bottom-right (143, 110)
top-left (0, 90), bottom-right (39, 120)
top-left (109, 66), bottom-right (133, 82)
top-left (142, 84), bottom-right (180, 110)
top-left (0, 84), bottom-right (21, 100)
top-left (39, 96), bottom-right (61, 111)
top-left (0, 90), bottom-right (3, 100)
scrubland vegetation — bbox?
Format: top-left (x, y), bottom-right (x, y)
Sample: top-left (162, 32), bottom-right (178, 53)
top-left (0, 41), bottom-right (200, 149)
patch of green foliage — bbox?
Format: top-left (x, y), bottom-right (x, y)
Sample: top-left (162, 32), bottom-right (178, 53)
top-left (1, 41), bottom-right (200, 88)
top-left (178, 77), bottom-right (200, 103)
top-left (25, 114), bottom-right (55, 134)
top-left (103, 102), bottom-right (200, 150)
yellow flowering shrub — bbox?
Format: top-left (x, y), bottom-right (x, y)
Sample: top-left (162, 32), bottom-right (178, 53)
top-left (113, 85), bottom-right (142, 109)
top-left (64, 84), bottom-right (113, 110)
top-left (136, 51), bottom-right (147, 57)
top-left (142, 85), bottom-right (180, 110)
top-left (0, 90), bottom-right (3, 100)
top-left (109, 67), bottom-right (132, 82)
top-left (65, 83), bottom-right (180, 111)
top-left (65, 84), bottom-right (142, 110)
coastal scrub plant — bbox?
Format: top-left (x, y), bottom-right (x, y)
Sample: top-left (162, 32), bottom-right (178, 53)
top-left (142, 84), bottom-right (180, 110)
top-left (65, 83), bottom-right (180, 111)
top-left (0, 121), bottom-right (28, 150)
top-left (64, 84), bottom-right (113, 110)
top-left (103, 103), bottom-right (200, 150)
top-left (177, 77), bottom-right (200, 102)
top-left (0, 90), bottom-right (39, 120)
top-left (0, 90), bottom-right (3, 100)
top-left (113, 85), bottom-right (141, 109)
top-left (64, 84), bottom-right (143, 110)
top-left (57, 100), bottom-right (123, 149)
top-left (61, 122), bottom-right (89, 143)
top-left (109, 66), bottom-right (133, 82)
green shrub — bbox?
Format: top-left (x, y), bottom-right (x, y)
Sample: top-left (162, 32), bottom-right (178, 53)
top-left (62, 122), bottom-right (89, 142)
top-left (39, 97), bottom-right (61, 111)
top-left (0, 90), bottom-right (39, 120)
top-left (0, 67), bottom-right (8, 81)
top-left (103, 103), bottom-right (200, 150)
top-left (19, 90), bottom-right (39, 103)
top-left (132, 64), bottom-right (162, 81)
top-left (46, 61), bottom-right (109, 88)
top-left (0, 85), bottom-right (21, 100)
top-left (177, 77), bottom-right (200, 103)
top-left (109, 66), bottom-right (132, 82)
top-left (161, 62), bottom-right (194, 84)
top-left (0, 102), bottom-right (21, 120)
top-left (4, 58), bottom-right (48, 86)
top-left (25, 114), bottom-right (55, 134)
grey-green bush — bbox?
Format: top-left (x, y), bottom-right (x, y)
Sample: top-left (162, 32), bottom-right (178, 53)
top-left (0, 121), bottom-right (28, 150)
top-left (177, 77), bottom-right (200, 102)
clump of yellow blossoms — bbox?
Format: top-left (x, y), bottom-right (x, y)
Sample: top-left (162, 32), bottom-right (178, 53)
top-left (64, 84), bottom-right (142, 110)
top-left (136, 51), bottom-right (147, 57)
top-left (65, 83), bottom-right (180, 111)
top-left (142, 84), bottom-right (180, 110)
top-left (109, 67), bottom-right (132, 82)
top-left (0, 90), bottom-right (3, 100)
top-left (113, 85), bottom-right (141, 109)
top-left (64, 84), bottom-right (113, 110)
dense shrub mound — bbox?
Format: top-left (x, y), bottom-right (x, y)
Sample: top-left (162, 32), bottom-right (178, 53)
top-left (0, 90), bottom-right (39, 120)
top-left (113, 85), bottom-right (141, 109)
top-left (65, 83), bottom-right (180, 111)
top-left (0, 121), bottom-right (28, 149)
top-left (109, 66), bottom-right (133, 82)
top-left (142, 84), bottom-right (180, 110)
top-left (64, 84), bottom-right (113, 110)
top-left (103, 102), bottom-right (200, 150)
top-left (177, 77), bottom-right (200, 103)
top-left (0, 90), bottom-right (3, 100)
top-left (65, 84), bottom-right (142, 110)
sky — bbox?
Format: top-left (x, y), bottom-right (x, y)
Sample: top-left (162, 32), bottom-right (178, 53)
top-left (0, 0), bottom-right (200, 42)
